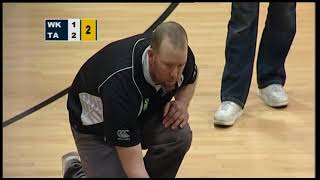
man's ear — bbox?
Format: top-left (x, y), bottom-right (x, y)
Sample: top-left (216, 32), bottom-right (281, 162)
top-left (148, 48), bottom-right (155, 63)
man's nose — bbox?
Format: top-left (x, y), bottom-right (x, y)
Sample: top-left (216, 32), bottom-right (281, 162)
top-left (170, 67), bottom-right (178, 80)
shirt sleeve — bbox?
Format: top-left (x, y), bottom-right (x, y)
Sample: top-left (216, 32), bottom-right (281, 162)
top-left (100, 75), bottom-right (142, 147)
top-left (181, 46), bottom-right (198, 86)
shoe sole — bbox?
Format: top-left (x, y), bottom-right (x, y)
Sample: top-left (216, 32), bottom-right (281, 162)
top-left (258, 91), bottom-right (288, 108)
top-left (62, 152), bottom-right (80, 175)
top-left (62, 152), bottom-right (79, 162)
top-left (214, 110), bottom-right (243, 126)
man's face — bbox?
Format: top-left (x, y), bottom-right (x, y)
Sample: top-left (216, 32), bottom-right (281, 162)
top-left (148, 38), bottom-right (188, 92)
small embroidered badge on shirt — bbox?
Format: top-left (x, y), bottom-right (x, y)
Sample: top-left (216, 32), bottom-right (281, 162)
top-left (117, 129), bottom-right (130, 141)
top-left (143, 98), bottom-right (149, 112)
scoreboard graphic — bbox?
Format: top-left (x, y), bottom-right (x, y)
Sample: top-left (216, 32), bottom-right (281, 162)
top-left (45, 19), bottom-right (97, 41)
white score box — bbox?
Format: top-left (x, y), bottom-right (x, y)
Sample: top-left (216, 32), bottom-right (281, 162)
top-left (68, 19), bottom-right (81, 41)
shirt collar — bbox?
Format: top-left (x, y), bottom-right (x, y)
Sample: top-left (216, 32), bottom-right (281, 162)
top-left (142, 46), bottom-right (162, 91)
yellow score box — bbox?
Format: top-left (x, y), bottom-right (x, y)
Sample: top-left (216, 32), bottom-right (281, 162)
top-left (81, 19), bottom-right (97, 41)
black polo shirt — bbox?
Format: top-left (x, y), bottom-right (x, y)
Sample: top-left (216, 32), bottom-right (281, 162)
top-left (67, 32), bottom-right (198, 147)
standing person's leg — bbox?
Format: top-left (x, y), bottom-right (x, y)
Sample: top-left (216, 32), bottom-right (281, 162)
top-left (215, 3), bottom-right (260, 126)
top-left (63, 127), bottom-right (127, 178)
top-left (221, 2), bottom-right (260, 108)
top-left (256, 3), bottom-right (296, 107)
top-left (141, 111), bottom-right (192, 178)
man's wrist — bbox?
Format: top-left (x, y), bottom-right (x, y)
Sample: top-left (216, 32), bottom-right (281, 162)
top-left (175, 99), bottom-right (190, 110)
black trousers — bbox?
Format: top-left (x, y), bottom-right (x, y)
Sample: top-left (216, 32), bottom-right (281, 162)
top-left (64, 111), bottom-right (192, 178)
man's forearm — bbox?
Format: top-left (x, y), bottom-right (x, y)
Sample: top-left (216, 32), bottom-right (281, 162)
top-left (175, 76), bottom-right (198, 108)
top-left (115, 144), bottom-right (150, 178)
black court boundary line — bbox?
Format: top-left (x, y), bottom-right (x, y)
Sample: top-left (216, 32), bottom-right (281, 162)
top-left (3, 3), bottom-right (179, 128)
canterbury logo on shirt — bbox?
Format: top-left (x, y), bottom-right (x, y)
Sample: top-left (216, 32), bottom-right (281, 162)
top-left (117, 130), bottom-right (130, 141)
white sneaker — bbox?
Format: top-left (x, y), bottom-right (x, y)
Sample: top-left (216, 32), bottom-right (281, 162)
top-left (214, 101), bottom-right (243, 126)
top-left (62, 151), bottom-right (81, 175)
top-left (258, 84), bottom-right (288, 107)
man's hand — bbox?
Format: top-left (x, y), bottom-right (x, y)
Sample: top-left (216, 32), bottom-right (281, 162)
top-left (162, 100), bottom-right (189, 129)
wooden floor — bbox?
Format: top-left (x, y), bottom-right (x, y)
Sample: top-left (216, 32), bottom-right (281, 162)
top-left (3, 3), bottom-right (315, 178)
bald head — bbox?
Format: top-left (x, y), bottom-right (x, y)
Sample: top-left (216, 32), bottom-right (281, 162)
top-left (150, 21), bottom-right (188, 54)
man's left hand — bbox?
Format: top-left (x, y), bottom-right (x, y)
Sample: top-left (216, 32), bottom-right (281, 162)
top-left (162, 100), bottom-right (189, 129)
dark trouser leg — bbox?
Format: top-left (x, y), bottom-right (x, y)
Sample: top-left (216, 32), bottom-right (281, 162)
top-left (67, 127), bottom-right (127, 178)
top-left (221, 2), bottom-right (260, 108)
top-left (257, 3), bottom-right (296, 88)
top-left (141, 111), bottom-right (193, 178)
